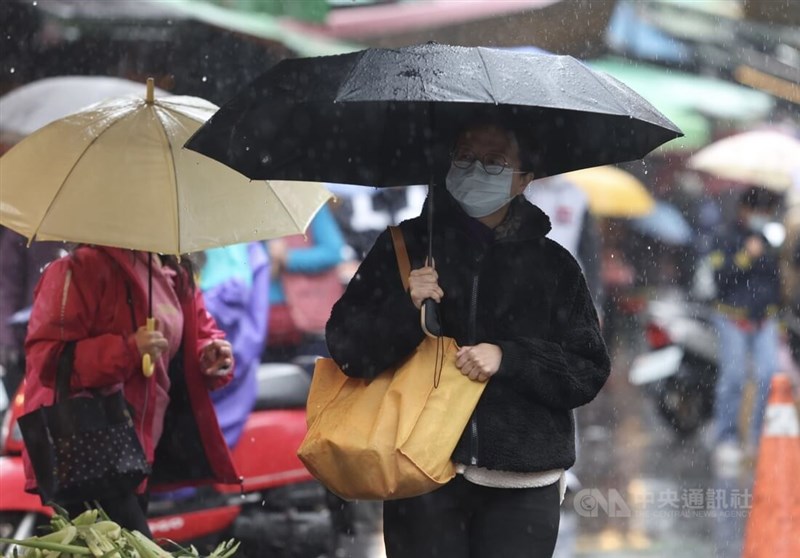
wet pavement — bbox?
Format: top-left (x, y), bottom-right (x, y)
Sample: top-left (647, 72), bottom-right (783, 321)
top-left (337, 337), bottom-right (760, 558)
top-left (565, 353), bottom-right (754, 558)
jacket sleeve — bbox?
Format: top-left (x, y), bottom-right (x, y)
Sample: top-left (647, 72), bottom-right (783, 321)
top-left (285, 205), bottom-right (344, 273)
top-left (710, 233), bottom-right (756, 286)
top-left (25, 256), bottom-right (140, 390)
top-left (326, 228), bottom-right (424, 379)
top-left (193, 287), bottom-right (232, 391)
top-left (493, 269), bottom-right (610, 410)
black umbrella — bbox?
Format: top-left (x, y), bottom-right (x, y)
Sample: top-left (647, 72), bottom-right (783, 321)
top-left (186, 43), bottom-right (682, 334)
top-left (186, 43), bottom-right (682, 187)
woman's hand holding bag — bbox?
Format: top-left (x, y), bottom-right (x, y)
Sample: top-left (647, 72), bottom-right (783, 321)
top-left (296, 227), bottom-right (488, 501)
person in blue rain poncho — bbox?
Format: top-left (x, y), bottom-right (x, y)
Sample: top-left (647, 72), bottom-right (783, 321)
top-left (200, 242), bottom-right (270, 447)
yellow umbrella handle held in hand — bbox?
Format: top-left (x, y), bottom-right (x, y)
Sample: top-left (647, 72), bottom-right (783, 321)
top-left (142, 317), bottom-right (155, 377)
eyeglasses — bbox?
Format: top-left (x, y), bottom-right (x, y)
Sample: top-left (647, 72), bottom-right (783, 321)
top-left (451, 149), bottom-right (521, 176)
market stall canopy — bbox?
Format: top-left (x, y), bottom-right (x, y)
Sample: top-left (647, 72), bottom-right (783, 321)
top-left (159, 0), bottom-right (361, 56)
top-left (606, 0), bottom-right (694, 65)
top-left (281, 0), bottom-right (614, 56)
top-left (743, 0), bottom-right (800, 25)
top-left (588, 57), bottom-right (775, 152)
top-left (621, 0), bottom-right (800, 104)
top-left (18, 0), bottom-right (359, 57)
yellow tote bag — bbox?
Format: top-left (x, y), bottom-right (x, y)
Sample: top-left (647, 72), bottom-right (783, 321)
top-left (297, 227), bottom-right (487, 501)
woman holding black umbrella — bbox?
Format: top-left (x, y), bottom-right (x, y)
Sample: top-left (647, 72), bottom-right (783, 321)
top-left (326, 115), bottom-right (611, 557)
top-left (184, 42), bottom-right (681, 557)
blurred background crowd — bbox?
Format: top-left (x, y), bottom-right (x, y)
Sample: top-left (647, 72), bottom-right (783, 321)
top-left (0, 1), bottom-right (798, 557)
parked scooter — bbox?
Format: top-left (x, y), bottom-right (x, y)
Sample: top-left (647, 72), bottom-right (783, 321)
top-left (0, 361), bottom-right (338, 557)
top-left (629, 294), bottom-right (719, 437)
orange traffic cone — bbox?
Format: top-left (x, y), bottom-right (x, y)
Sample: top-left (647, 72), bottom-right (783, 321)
top-left (742, 374), bottom-right (800, 558)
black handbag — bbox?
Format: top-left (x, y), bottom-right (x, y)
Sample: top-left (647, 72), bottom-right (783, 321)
top-left (19, 285), bottom-right (151, 505)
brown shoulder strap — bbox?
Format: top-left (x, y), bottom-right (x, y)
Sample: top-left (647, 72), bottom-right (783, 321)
top-left (389, 226), bottom-right (411, 291)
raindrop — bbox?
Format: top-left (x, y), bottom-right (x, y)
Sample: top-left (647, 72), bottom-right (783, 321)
top-left (9, 67), bottom-right (15, 74)
top-left (32, 0), bottom-right (37, 5)
top-left (261, 154), bottom-right (271, 164)
top-left (201, 76), bottom-right (208, 83)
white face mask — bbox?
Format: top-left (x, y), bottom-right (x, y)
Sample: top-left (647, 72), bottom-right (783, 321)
top-left (445, 163), bottom-right (515, 218)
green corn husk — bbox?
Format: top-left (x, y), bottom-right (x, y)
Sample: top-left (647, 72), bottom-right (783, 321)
top-left (1, 507), bottom-right (239, 558)
top-left (72, 511), bottom-right (100, 527)
top-left (0, 536), bottom-right (92, 555)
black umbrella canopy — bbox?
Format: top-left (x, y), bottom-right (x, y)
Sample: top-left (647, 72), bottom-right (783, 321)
top-left (186, 43), bottom-right (682, 187)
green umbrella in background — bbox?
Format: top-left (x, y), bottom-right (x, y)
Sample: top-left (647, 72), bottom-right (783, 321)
top-left (589, 57), bottom-right (775, 152)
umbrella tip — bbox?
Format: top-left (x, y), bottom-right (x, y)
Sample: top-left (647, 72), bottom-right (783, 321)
top-left (146, 77), bottom-right (155, 104)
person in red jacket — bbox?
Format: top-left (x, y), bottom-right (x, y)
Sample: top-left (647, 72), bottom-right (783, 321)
top-left (23, 245), bottom-right (240, 535)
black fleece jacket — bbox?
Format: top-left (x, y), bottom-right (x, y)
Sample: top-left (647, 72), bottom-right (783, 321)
top-left (326, 190), bottom-right (610, 473)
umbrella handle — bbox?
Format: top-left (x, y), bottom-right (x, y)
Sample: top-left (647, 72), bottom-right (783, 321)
top-left (141, 317), bottom-right (156, 377)
top-left (420, 300), bottom-right (442, 338)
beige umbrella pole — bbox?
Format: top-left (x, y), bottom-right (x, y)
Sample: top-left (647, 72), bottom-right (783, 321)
top-left (141, 78), bottom-right (156, 377)
top-left (141, 252), bottom-right (156, 377)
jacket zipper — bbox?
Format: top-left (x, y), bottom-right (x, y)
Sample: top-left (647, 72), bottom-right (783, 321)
top-left (468, 270), bottom-right (480, 465)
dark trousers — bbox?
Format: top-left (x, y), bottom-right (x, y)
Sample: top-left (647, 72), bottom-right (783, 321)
top-left (62, 492), bottom-right (151, 538)
top-left (383, 476), bottom-right (560, 558)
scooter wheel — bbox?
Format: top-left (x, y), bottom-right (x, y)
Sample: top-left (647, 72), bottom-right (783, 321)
top-left (0, 512), bottom-right (45, 552)
top-left (656, 378), bottom-right (704, 437)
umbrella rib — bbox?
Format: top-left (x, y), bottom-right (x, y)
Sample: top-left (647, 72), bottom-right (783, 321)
top-left (30, 105), bottom-right (139, 242)
top-left (583, 63), bottom-right (664, 121)
top-left (476, 48), bottom-right (499, 104)
top-left (272, 182), bottom-right (314, 233)
top-left (152, 103), bottom-right (182, 254)
top-left (333, 49), bottom-right (367, 103)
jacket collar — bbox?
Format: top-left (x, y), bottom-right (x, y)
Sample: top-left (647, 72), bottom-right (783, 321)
top-left (427, 187), bottom-right (552, 243)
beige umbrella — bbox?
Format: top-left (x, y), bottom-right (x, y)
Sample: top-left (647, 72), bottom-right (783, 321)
top-left (0, 80), bottom-right (331, 254)
top-left (688, 130), bottom-right (800, 192)
top-left (0, 79), bottom-right (332, 374)
top-left (561, 165), bottom-right (655, 218)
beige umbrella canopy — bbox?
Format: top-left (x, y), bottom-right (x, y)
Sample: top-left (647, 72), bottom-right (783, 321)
top-left (0, 79), bottom-right (332, 255)
top-left (688, 130), bottom-right (800, 192)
